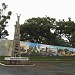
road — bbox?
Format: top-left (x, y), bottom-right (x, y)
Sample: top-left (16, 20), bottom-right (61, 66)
top-left (0, 61), bottom-right (75, 75)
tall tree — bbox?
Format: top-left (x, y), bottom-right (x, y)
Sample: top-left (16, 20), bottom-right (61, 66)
top-left (20, 17), bottom-right (68, 46)
top-left (70, 31), bottom-right (75, 47)
top-left (0, 3), bottom-right (12, 39)
top-left (20, 17), bottom-right (56, 44)
top-left (55, 18), bottom-right (75, 47)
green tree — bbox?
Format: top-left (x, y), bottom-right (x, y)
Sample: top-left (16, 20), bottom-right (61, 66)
top-left (0, 3), bottom-right (12, 39)
top-left (20, 17), bottom-right (68, 46)
top-left (20, 17), bottom-right (57, 44)
top-left (55, 18), bottom-right (75, 47)
top-left (70, 31), bottom-right (75, 47)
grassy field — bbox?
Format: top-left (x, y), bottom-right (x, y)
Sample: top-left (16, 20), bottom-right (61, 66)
top-left (0, 56), bottom-right (5, 61)
top-left (0, 56), bottom-right (75, 61)
top-left (29, 56), bottom-right (75, 61)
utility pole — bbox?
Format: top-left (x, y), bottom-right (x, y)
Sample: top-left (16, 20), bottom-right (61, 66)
top-left (12, 14), bottom-right (21, 57)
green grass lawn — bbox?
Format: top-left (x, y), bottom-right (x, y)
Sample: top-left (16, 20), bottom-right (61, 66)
top-left (0, 56), bottom-right (5, 61)
top-left (0, 56), bottom-right (75, 62)
top-left (0, 56), bottom-right (10, 62)
top-left (29, 56), bottom-right (75, 61)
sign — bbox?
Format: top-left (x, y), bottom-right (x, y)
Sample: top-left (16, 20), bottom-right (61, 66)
top-left (5, 57), bottom-right (29, 60)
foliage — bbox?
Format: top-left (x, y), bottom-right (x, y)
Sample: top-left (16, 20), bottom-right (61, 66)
top-left (20, 17), bottom-right (67, 46)
top-left (55, 18), bottom-right (75, 47)
top-left (0, 3), bottom-right (12, 39)
top-left (20, 17), bottom-right (75, 47)
top-left (70, 31), bottom-right (75, 47)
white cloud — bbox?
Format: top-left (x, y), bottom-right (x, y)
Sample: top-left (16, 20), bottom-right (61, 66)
top-left (0, 0), bottom-right (74, 39)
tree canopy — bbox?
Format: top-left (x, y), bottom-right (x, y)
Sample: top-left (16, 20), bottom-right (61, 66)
top-left (0, 3), bottom-right (12, 39)
top-left (20, 17), bottom-right (56, 44)
top-left (55, 18), bottom-right (75, 47)
top-left (20, 16), bottom-right (75, 47)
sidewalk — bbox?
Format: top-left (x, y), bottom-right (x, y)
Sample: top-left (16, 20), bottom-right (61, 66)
top-left (0, 62), bottom-right (35, 66)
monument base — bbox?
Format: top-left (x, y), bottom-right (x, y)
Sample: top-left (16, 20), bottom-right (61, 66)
top-left (3, 60), bottom-right (32, 65)
top-left (4, 57), bottom-right (33, 65)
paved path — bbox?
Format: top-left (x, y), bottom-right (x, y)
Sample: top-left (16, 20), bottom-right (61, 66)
top-left (0, 61), bottom-right (75, 75)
